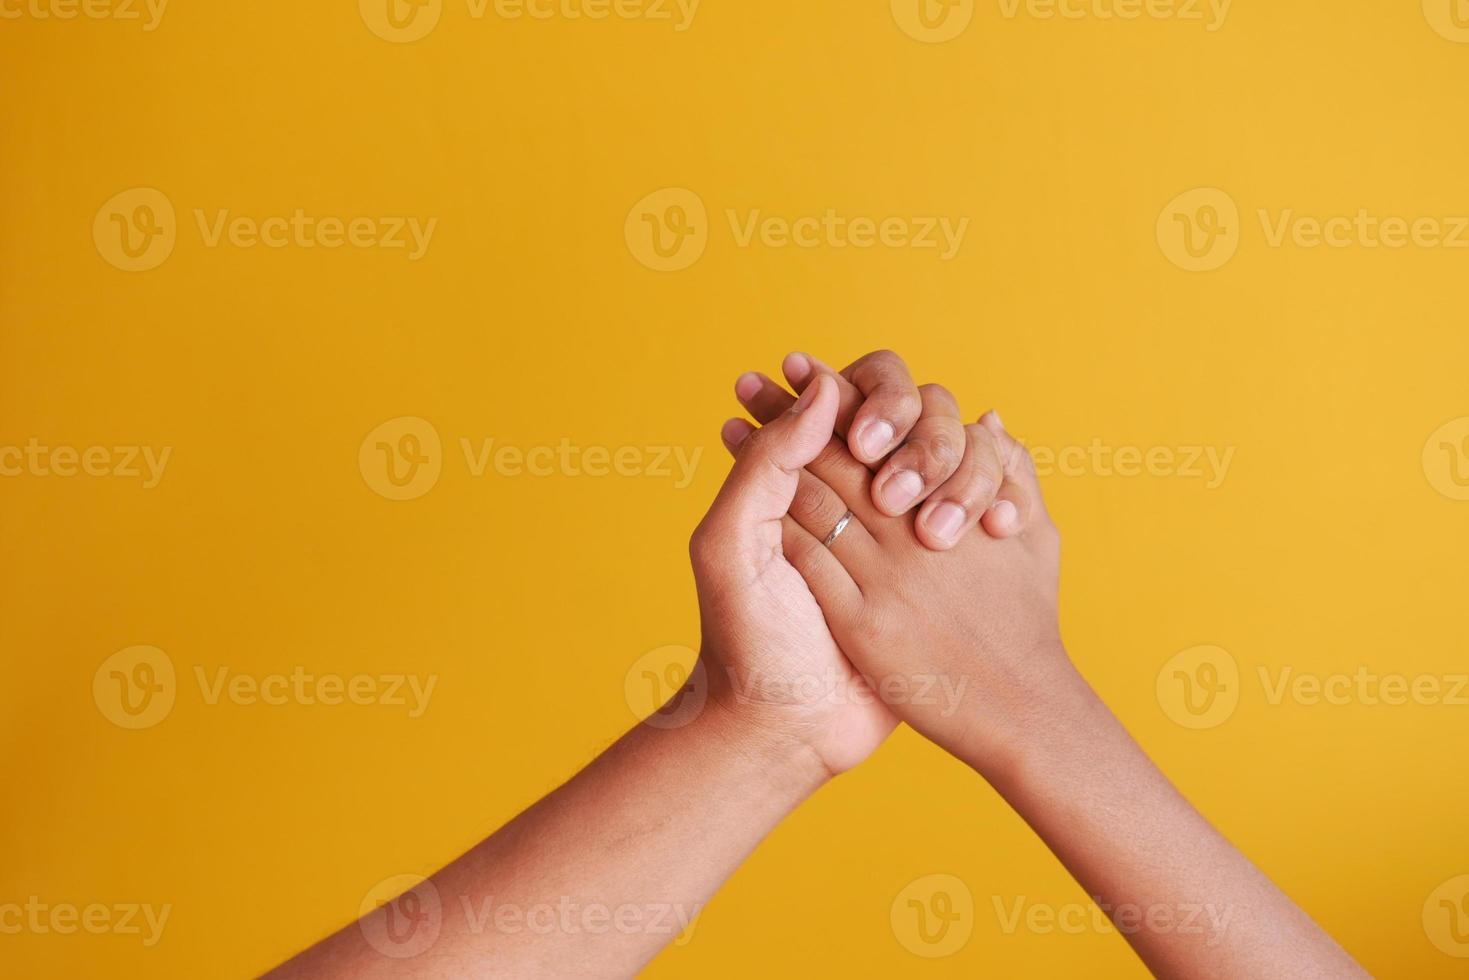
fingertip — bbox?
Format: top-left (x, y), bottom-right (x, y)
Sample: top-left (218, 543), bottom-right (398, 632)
top-left (734, 372), bottom-right (763, 404)
top-left (921, 500), bottom-right (968, 549)
top-left (792, 371), bottom-right (836, 413)
top-left (721, 418), bottom-right (754, 453)
top-left (788, 375), bottom-right (841, 456)
top-left (853, 417), bottom-right (896, 462)
top-left (980, 499), bottom-right (1021, 538)
top-left (978, 409), bottom-right (1005, 436)
top-left (782, 351), bottom-right (814, 388)
top-left (875, 468), bottom-right (924, 516)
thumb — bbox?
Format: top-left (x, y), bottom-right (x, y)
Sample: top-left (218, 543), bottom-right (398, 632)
top-left (700, 374), bottom-right (840, 557)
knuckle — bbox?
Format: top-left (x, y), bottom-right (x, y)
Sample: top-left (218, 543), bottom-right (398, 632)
top-left (1019, 445), bottom-right (1038, 475)
top-left (869, 384), bottom-right (923, 428)
top-left (791, 480), bottom-right (838, 522)
top-left (918, 383), bottom-right (958, 413)
top-left (1002, 434), bottom-right (1036, 474)
top-left (850, 349), bottom-right (908, 386)
top-left (896, 390), bottom-right (924, 422)
top-left (852, 604), bottom-right (886, 645)
top-left (738, 425), bottom-right (771, 457)
top-left (783, 527), bottom-right (821, 565)
top-left (1033, 520), bottom-right (1062, 560)
top-left (811, 437), bottom-right (848, 472)
top-left (923, 431), bottom-right (963, 475)
top-left (967, 424), bottom-right (1005, 473)
top-left (968, 474), bottom-right (1000, 507)
top-left (688, 522), bottom-right (714, 563)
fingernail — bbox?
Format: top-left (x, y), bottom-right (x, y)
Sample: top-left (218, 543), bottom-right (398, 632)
top-left (881, 470), bottom-right (924, 513)
top-left (926, 502), bottom-right (967, 542)
top-left (991, 499), bottom-right (1019, 531)
top-left (857, 420), bottom-right (895, 459)
top-left (735, 372), bottom-right (763, 403)
top-left (721, 419), bottom-right (752, 448)
top-left (783, 352), bottom-right (813, 386)
top-left (980, 409), bottom-right (1005, 433)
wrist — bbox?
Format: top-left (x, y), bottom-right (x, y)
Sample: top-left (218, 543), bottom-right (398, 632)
top-left (652, 680), bottom-right (833, 803)
top-left (950, 643), bottom-right (1102, 784)
top-left (706, 693), bottom-right (836, 793)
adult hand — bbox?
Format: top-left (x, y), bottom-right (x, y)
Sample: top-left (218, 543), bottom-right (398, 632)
top-left (688, 374), bottom-right (898, 778)
top-left (733, 350), bottom-right (1026, 550)
top-left (752, 405), bottom-right (1368, 980)
top-left (740, 404), bottom-right (1068, 768)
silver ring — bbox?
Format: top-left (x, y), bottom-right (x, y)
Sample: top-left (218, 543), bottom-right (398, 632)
top-left (822, 511), bottom-right (854, 548)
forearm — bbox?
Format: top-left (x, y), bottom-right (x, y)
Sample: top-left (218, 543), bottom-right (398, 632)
top-left (271, 696), bottom-right (828, 979)
top-left (966, 654), bottom-right (1364, 980)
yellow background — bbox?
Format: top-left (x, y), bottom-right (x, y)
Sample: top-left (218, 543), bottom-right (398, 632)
top-left (3, 1), bottom-right (1468, 976)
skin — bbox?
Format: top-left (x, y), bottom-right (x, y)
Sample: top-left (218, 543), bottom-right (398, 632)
top-left (268, 357), bottom-right (972, 978)
top-left (736, 351), bottom-right (1025, 547)
top-left (747, 390), bottom-right (1368, 980)
top-left (270, 349), bottom-right (1364, 978)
